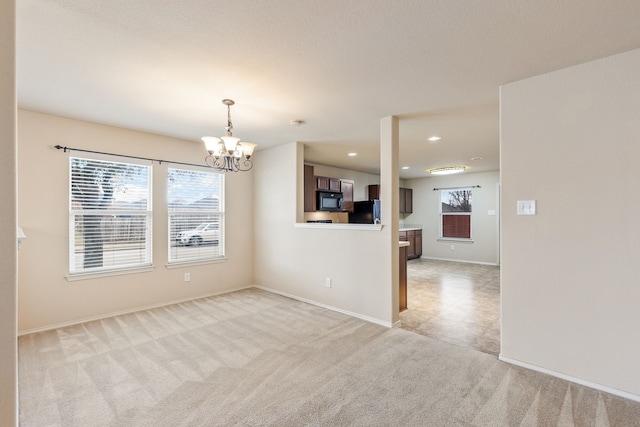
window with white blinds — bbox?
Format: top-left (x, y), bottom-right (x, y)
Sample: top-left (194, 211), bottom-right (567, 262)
top-left (168, 167), bottom-right (224, 263)
top-left (69, 156), bottom-right (152, 274)
top-left (440, 189), bottom-right (472, 240)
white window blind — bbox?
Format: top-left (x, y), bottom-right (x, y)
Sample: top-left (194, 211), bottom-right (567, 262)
top-left (168, 168), bottom-right (224, 263)
top-left (69, 156), bottom-right (152, 274)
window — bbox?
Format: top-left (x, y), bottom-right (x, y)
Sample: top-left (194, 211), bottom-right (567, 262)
top-left (168, 168), bottom-right (224, 263)
top-left (69, 156), bottom-right (152, 274)
top-left (440, 189), bottom-right (472, 240)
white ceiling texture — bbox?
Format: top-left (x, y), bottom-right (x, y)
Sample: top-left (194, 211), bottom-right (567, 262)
top-left (17, 1), bottom-right (640, 178)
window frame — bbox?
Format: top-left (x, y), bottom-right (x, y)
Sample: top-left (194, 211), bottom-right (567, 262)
top-left (68, 155), bottom-right (153, 279)
top-left (439, 188), bottom-right (473, 241)
top-left (167, 166), bottom-right (226, 266)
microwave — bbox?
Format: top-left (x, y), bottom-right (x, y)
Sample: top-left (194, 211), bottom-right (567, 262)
top-left (317, 191), bottom-right (343, 212)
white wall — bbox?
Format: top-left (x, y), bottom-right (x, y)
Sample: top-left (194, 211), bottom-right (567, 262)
top-left (406, 171), bottom-right (500, 265)
top-left (501, 48), bottom-right (640, 397)
top-left (17, 110), bottom-right (254, 332)
top-left (254, 141), bottom-right (396, 326)
top-left (0, 0), bottom-right (17, 424)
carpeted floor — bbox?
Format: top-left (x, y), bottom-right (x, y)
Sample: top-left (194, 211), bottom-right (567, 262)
top-left (18, 288), bottom-right (640, 426)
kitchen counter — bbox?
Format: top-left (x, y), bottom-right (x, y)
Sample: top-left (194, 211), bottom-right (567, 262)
top-left (400, 223), bottom-right (422, 231)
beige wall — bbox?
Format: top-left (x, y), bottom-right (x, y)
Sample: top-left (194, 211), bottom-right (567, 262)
top-left (0, 0), bottom-right (17, 424)
top-left (406, 170), bottom-right (500, 265)
top-left (17, 110), bottom-right (254, 332)
top-left (254, 140), bottom-right (396, 326)
top-left (501, 48), bottom-right (640, 397)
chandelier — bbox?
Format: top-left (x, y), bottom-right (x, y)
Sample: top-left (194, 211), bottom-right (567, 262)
top-left (202, 99), bottom-right (257, 172)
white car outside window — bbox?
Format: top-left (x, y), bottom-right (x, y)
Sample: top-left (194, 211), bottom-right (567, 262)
top-left (177, 223), bottom-right (220, 246)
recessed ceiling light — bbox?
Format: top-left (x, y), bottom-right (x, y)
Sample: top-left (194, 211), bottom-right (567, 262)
top-left (347, 152), bottom-right (357, 157)
top-left (471, 156), bottom-right (483, 161)
top-left (402, 166), bottom-right (410, 170)
top-left (428, 166), bottom-right (467, 175)
top-left (428, 136), bottom-right (442, 142)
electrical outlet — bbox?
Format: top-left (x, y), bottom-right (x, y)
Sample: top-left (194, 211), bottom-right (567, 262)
top-left (450, 245), bottom-right (455, 251)
top-left (325, 277), bottom-right (332, 288)
top-left (184, 273), bottom-right (191, 282)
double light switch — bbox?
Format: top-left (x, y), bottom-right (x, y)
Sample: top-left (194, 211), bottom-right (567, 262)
top-left (517, 200), bottom-right (536, 215)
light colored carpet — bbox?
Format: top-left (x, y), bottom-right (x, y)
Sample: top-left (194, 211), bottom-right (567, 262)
top-left (18, 288), bottom-right (640, 426)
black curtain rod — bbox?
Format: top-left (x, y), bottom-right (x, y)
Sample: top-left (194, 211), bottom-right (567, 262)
top-left (433, 185), bottom-right (481, 191)
top-left (53, 145), bottom-right (211, 169)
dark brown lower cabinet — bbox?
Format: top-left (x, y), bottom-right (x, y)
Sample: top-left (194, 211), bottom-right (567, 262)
top-left (399, 229), bottom-right (422, 260)
top-left (414, 230), bottom-right (422, 258)
top-left (399, 245), bottom-right (407, 311)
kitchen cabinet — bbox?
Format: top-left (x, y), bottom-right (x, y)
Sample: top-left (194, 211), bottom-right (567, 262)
top-left (414, 229), bottom-right (422, 258)
top-left (317, 176), bottom-right (341, 192)
top-left (304, 165), bottom-right (316, 212)
top-left (368, 185), bottom-right (413, 213)
top-left (305, 167), bottom-right (354, 213)
top-left (406, 231), bottom-right (416, 258)
top-left (399, 228), bottom-right (422, 260)
top-left (400, 188), bottom-right (413, 213)
top-left (368, 184), bottom-right (380, 200)
top-left (399, 244), bottom-right (408, 311)
top-left (340, 179), bottom-right (354, 213)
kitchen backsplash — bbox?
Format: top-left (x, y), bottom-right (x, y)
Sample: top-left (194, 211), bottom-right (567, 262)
top-left (304, 211), bottom-right (349, 224)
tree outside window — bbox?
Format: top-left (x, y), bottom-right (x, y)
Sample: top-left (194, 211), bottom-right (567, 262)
top-left (69, 156), bottom-right (152, 274)
top-left (440, 189), bottom-right (472, 239)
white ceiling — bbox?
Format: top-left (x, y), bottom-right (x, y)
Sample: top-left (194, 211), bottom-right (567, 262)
top-left (17, 1), bottom-right (640, 178)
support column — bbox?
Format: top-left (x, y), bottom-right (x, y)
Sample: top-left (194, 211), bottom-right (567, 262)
top-left (380, 116), bottom-right (400, 324)
top-left (0, 0), bottom-right (18, 425)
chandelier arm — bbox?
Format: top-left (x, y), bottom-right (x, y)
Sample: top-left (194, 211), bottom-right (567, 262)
top-left (204, 154), bottom-right (253, 172)
top-left (227, 157), bottom-right (236, 172)
top-left (205, 155), bottom-right (228, 171)
top-left (241, 158), bottom-right (253, 171)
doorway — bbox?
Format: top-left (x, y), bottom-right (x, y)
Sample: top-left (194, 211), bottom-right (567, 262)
top-left (399, 258), bottom-right (500, 356)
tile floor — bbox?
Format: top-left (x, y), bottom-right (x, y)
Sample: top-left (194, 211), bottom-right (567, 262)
top-left (399, 258), bottom-right (500, 356)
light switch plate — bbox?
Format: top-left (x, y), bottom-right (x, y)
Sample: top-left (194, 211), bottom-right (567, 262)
top-left (517, 200), bottom-right (536, 215)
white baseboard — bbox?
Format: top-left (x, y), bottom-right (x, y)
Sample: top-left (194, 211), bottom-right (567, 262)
top-left (253, 285), bottom-right (394, 328)
top-left (19, 284), bottom-right (394, 336)
top-left (18, 285), bottom-right (254, 336)
top-left (419, 256), bottom-right (499, 266)
top-left (499, 355), bottom-right (640, 403)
